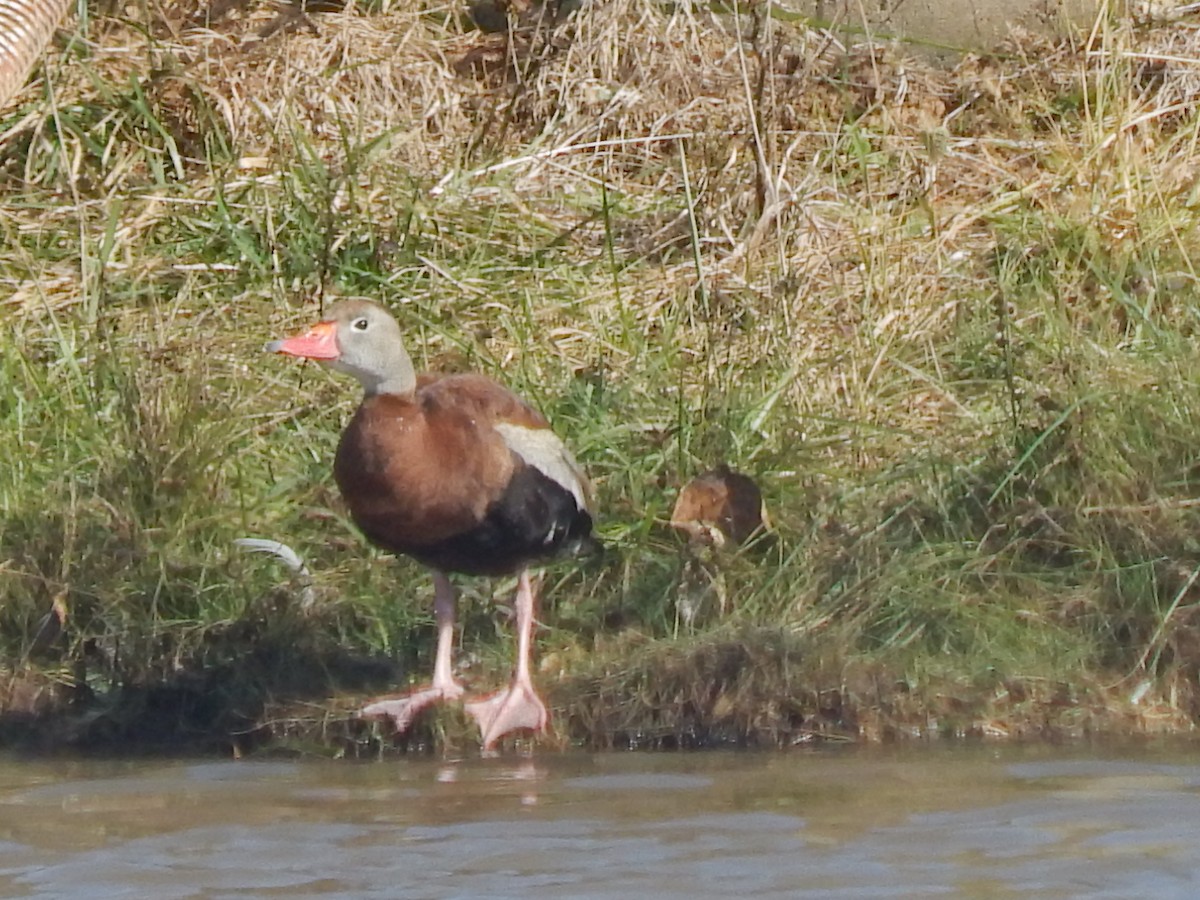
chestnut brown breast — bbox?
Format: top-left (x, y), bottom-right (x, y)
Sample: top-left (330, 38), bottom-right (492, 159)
top-left (333, 374), bottom-right (593, 576)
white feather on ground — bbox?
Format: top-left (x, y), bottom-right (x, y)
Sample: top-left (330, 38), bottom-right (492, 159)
top-left (234, 538), bottom-right (317, 610)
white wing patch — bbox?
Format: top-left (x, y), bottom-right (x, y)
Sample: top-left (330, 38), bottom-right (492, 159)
top-left (495, 422), bottom-right (589, 512)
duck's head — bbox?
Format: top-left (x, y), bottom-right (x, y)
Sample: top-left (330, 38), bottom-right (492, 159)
top-left (267, 300), bottom-right (416, 396)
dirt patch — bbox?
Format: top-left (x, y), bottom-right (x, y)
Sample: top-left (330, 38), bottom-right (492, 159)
top-left (790, 0), bottom-right (1100, 51)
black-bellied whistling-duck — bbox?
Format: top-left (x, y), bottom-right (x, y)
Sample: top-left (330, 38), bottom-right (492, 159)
top-left (670, 465), bottom-right (768, 549)
top-left (267, 299), bottom-right (595, 749)
top-left (669, 465), bottom-right (769, 628)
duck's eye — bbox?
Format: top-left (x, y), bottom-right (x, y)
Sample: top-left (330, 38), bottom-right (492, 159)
top-left (351, 317), bottom-right (369, 332)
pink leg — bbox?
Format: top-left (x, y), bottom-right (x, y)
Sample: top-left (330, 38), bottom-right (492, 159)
top-left (465, 569), bottom-right (549, 749)
top-left (360, 572), bottom-right (465, 733)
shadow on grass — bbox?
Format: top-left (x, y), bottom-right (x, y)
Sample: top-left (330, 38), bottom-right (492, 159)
top-left (0, 595), bottom-right (409, 757)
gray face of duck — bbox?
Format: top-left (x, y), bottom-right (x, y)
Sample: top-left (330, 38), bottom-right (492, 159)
top-left (266, 300), bottom-right (417, 396)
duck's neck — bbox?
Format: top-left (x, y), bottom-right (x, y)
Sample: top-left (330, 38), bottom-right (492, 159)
top-left (363, 361), bottom-right (416, 398)
top-left (339, 344), bottom-right (417, 398)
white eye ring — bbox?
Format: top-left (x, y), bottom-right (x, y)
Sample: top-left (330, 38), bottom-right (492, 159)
top-left (351, 317), bottom-right (369, 332)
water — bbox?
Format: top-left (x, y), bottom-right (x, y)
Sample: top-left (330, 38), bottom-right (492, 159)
top-left (1, 743), bottom-right (1198, 898)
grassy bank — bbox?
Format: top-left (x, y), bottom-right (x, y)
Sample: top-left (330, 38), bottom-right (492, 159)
top-left (3, 0), bottom-right (1200, 755)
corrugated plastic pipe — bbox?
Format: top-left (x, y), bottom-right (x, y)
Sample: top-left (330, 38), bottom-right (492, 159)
top-left (0, 0), bottom-right (73, 108)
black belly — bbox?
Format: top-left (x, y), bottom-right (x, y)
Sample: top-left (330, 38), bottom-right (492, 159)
top-left (357, 465), bottom-right (596, 577)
